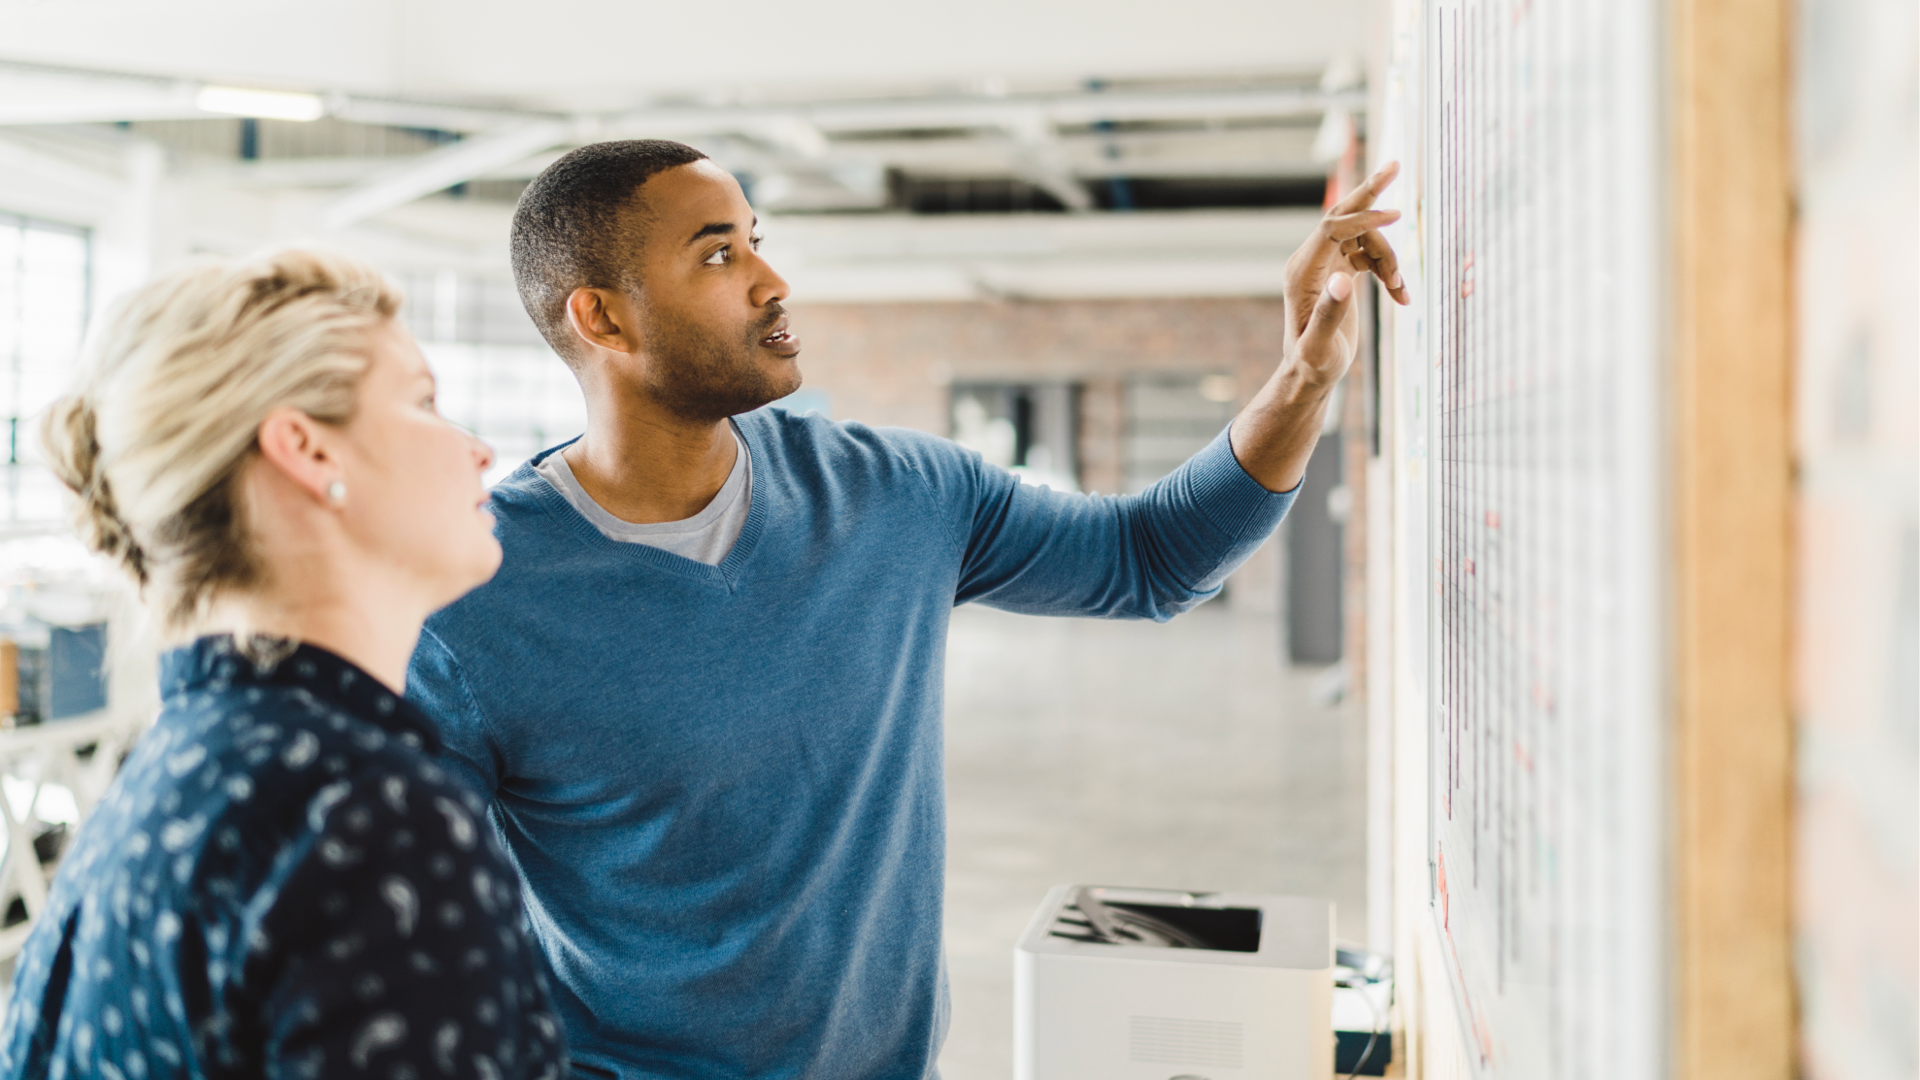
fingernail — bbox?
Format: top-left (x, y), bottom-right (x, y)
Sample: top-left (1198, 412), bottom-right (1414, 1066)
top-left (1391, 272), bottom-right (1404, 289)
top-left (1327, 273), bottom-right (1353, 302)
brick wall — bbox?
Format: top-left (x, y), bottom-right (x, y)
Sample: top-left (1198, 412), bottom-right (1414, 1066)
top-left (784, 297), bottom-right (1287, 437)
top-left (784, 297), bottom-right (1295, 617)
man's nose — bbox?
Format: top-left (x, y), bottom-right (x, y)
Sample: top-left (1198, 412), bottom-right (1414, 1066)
top-left (750, 250), bottom-right (790, 307)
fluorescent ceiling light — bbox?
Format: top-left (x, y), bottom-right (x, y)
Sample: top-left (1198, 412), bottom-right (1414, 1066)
top-left (195, 86), bottom-right (325, 122)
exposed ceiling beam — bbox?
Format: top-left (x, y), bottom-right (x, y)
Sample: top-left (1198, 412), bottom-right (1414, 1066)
top-left (597, 87), bottom-right (1360, 142)
top-left (998, 111), bottom-right (1092, 212)
top-left (320, 120), bottom-right (571, 228)
top-left (0, 132), bottom-right (131, 205)
top-left (0, 59), bottom-right (1357, 222)
top-left (325, 98), bottom-right (545, 135)
top-left (759, 206), bottom-right (1318, 256)
top-left (813, 87), bottom-right (1360, 131)
top-left (0, 96), bottom-right (204, 125)
top-left (0, 70), bottom-right (203, 125)
top-left (0, 60), bottom-right (545, 132)
top-left (216, 139), bottom-right (1328, 191)
top-left (0, 59), bottom-right (1364, 132)
top-left (749, 116), bottom-right (831, 159)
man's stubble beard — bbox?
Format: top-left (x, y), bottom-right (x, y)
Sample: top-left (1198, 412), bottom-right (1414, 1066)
top-left (639, 301), bottom-right (800, 423)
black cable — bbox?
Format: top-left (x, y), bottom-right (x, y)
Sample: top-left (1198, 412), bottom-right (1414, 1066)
top-left (1344, 980), bottom-right (1390, 1076)
top-left (1343, 980), bottom-right (1384, 1080)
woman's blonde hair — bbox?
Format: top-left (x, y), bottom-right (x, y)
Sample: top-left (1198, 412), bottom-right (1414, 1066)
top-left (42, 249), bottom-right (402, 632)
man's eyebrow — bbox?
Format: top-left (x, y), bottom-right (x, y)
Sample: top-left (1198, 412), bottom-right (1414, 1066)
top-left (687, 222), bottom-right (735, 245)
top-left (685, 216), bottom-right (762, 247)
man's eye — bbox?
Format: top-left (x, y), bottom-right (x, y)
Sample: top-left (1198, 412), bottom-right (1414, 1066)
top-left (750, 235), bottom-right (764, 250)
top-left (704, 246), bottom-right (729, 266)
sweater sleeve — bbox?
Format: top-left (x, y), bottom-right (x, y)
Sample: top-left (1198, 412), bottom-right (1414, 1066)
top-left (928, 423), bottom-right (1297, 621)
top-left (250, 760), bottom-right (566, 1079)
top-left (406, 628), bottom-right (504, 797)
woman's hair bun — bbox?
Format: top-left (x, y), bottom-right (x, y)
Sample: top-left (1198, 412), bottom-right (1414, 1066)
top-left (41, 392), bottom-right (148, 586)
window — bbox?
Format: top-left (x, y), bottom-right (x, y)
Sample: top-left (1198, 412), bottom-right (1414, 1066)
top-left (1122, 375), bottom-right (1236, 494)
top-left (395, 271), bottom-right (587, 483)
top-left (951, 383), bottom-right (1079, 492)
top-left (0, 214), bottom-right (90, 525)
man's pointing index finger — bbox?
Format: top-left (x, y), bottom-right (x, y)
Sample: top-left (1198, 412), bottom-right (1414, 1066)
top-left (1332, 160), bottom-right (1401, 215)
top-left (1313, 161), bottom-right (1412, 305)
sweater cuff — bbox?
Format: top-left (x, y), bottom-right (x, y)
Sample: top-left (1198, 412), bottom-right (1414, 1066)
top-left (1185, 422), bottom-right (1300, 539)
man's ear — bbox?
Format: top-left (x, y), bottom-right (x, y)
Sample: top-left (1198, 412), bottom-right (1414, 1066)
top-left (565, 287), bottom-right (644, 357)
top-left (255, 407), bottom-right (338, 504)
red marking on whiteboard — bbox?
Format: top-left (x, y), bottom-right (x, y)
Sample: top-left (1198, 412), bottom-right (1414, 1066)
top-left (1485, 510), bottom-right (1501, 528)
top-left (1460, 279), bottom-right (1476, 298)
top-left (1513, 739), bottom-right (1534, 772)
top-left (1435, 844), bottom-right (1493, 1066)
top-left (1465, 557), bottom-right (1476, 575)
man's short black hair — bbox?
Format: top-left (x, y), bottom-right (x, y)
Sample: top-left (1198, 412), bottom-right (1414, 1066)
top-left (510, 139), bottom-right (710, 364)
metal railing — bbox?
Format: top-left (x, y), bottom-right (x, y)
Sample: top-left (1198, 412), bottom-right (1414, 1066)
top-left (0, 709), bottom-right (148, 961)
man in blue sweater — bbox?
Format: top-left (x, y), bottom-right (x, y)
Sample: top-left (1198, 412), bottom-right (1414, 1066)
top-left (408, 139), bottom-right (1406, 1079)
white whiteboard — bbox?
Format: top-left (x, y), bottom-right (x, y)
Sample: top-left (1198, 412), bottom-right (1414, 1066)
top-left (1387, 1), bottom-right (1669, 1075)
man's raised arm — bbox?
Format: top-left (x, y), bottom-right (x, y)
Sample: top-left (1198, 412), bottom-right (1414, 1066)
top-left (930, 164), bottom-right (1414, 621)
top-left (1230, 162), bottom-right (1411, 494)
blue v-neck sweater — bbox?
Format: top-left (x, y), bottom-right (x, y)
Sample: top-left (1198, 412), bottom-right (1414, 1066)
top-left (407, 408), bottom-right (1296, 1080)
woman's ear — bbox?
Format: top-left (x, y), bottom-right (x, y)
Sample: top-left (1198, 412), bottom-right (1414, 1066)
top-left (255, 407), bottom-right (339, 505)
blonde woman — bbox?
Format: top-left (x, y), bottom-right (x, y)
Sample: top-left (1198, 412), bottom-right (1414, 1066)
top-left (0, 251), bottom-right (568, 1079)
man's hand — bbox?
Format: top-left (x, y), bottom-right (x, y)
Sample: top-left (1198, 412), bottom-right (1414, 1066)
top-left (1285, 162), bottom-right (1410, 384)
top-left (1229, 162), bottom-right (1410, 493)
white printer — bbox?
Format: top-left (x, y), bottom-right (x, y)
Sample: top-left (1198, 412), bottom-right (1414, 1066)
top-left (1014, 885), bottom-right (1334, 1080)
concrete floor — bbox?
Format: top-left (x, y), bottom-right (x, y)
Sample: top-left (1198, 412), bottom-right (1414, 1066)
top-left (937, 601), bottom-right (1367, 1080)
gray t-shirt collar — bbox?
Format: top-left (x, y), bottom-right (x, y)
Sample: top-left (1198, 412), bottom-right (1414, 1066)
top-left (532, 421), bottom-right (752, 565)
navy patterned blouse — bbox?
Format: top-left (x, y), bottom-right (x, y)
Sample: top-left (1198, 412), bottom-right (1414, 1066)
top-left (0, 636), bottom-right (569, 1080)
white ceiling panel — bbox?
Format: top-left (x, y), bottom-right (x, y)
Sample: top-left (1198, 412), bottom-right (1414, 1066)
top-left (0, 0), bottom-right (1369, 104)
top-left (0, 1), bottom-right (403, 93)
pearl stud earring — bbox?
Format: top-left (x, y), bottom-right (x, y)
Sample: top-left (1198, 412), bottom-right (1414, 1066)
top-left (326, 481), bottom-right (347, 505)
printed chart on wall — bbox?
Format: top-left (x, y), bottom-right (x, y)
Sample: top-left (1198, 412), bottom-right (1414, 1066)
top-left (1415, 1), bottom-right (1666, 1076)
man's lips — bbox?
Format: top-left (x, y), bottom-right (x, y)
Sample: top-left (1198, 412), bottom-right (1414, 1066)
top-left (759, 316), bottom-right (801, 355)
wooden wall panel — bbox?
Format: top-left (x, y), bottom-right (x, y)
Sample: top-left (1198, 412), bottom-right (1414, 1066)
top-left (1670, 0), bottom-right (1796, 1075)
